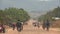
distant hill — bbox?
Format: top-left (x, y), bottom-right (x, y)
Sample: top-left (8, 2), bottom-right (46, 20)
top-left (28, 11), bottom-right (48, 18)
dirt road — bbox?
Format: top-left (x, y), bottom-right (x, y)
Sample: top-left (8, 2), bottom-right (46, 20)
top-left (1, 25), bottom-right (60, 34)
top-left (0, 19), bottom-right (60, 34)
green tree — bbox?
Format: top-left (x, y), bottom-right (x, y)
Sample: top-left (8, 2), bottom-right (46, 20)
top-left (0, 8), bottom-right (30, 24)
top-left (38, 6), bottom-right (60, 21)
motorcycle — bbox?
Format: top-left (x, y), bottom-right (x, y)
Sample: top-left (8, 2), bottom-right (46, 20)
top-left (0, 26), bottom-right (5, 33)
top-left (17, 26), bottom-right (23, 32)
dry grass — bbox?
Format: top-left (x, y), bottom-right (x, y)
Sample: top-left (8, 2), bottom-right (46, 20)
top-left (51, 20), bottom-right (60, 28)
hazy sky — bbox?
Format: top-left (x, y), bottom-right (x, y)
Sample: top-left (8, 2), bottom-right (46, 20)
top-left (0, 0), bottom-right (60, 18)
top-left (0, 0), bottom-right (60, 11)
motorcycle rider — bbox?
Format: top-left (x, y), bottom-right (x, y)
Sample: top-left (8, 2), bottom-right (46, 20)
top-left (16, 20), bottom-right (23, 32)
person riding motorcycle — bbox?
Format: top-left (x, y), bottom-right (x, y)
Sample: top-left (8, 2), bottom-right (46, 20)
top-left (16, 20), bottom-right (23, 32)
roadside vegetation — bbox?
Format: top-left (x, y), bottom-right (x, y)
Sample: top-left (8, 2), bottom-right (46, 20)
top-left (38, 6), bottom-right (60, 28)
top-left (0, 8), bottom-right (30, 25)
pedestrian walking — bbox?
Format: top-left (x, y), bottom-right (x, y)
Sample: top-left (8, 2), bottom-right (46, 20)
top-left (42, 20), bottom-right (46, 30)
top-left (45, 19), bottom-right (50, 31)
top-left (12, 23), bottom-right (16, 30)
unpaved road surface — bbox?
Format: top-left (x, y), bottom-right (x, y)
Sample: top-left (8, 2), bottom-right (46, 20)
top-left (0, 19), bottom-right (60, 34)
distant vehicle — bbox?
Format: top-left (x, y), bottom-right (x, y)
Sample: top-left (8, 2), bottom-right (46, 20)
top-left (33, 21), bottom-right (40, 28)
top-left (33, 22), bottom-right (37, 27)
top-left (8, 23), bottom-right (13, 27)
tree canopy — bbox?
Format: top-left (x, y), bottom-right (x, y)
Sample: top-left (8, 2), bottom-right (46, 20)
top-left (38, 7), bottom-right (60, 21)
top-left (0, 8), bottom-right (30, 24)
